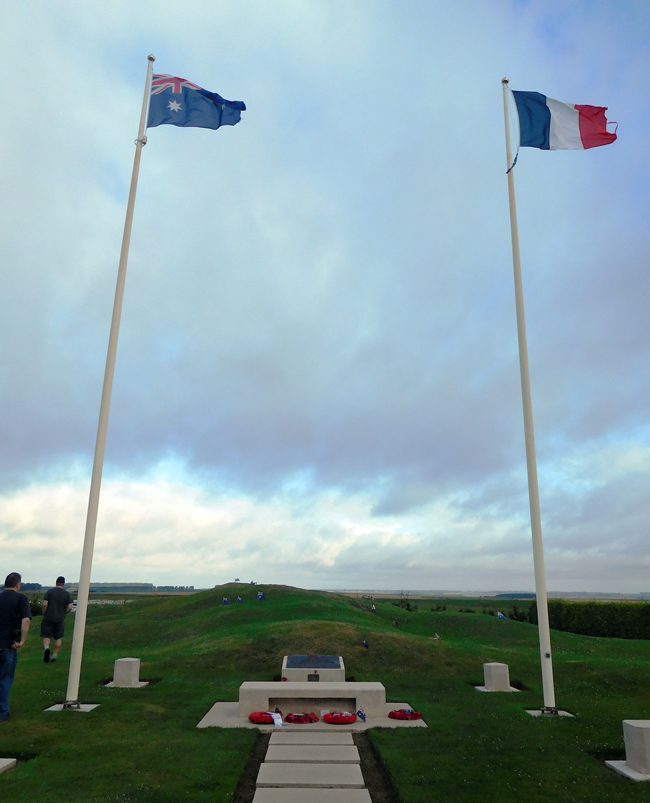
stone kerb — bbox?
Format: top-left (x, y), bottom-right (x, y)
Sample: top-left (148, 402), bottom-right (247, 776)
top-left (106, 657), bottom-right (148, 688)
top-left (606, 719), bottom-right (650, 781)
top-left (476, 662), bottom-right (518, 693)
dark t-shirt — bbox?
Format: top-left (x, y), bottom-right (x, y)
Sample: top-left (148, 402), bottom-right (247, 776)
top-left (43, 586), bottom-right (72, 623)
top-left (0, 590), bottom-right (32, 648)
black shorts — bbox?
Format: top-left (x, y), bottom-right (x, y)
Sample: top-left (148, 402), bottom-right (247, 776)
top-left (40, 619), bottom-right (65, 640)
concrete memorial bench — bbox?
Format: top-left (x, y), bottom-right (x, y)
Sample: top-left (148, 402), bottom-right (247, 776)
top-left (238, 681), bottom-right (386, 717)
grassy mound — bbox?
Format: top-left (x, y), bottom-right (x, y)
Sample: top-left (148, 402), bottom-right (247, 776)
top-left (1, 585), bottom-right (648, 801)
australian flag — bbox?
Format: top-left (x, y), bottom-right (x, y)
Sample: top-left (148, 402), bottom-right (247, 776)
top-left (147, 74), bottom-right (246, 131)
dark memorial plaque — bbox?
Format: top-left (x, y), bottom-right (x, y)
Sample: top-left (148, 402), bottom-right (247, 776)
top-left (285, 655), bottom-right (341, 670)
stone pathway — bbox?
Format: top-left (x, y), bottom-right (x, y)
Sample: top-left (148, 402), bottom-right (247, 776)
top-left (252, 729), bottom-right (372, 802)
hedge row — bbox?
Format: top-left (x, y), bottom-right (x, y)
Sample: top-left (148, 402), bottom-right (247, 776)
top-left (527, 599), bottom-right (650, 639)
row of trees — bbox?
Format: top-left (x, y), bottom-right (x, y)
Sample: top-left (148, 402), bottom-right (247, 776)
top-left (524, 600), bottom-right (650, 639)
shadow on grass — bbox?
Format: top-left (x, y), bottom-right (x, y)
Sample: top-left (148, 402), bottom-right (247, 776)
top-left (355, 731), bottom-right (400, 802)
top-left (588, 749), bottom-right (626, 763)
top-left (0, 752), bottom-right (37, 763)
top-left (231, 732), bottom-right (271, 802)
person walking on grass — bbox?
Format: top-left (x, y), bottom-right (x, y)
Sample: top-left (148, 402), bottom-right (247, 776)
top-left (41, 576), bottom-right (73, 664)
top-left (0, 572), bottom-right (32, 722)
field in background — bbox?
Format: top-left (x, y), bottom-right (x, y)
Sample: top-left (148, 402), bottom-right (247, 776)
top-left (1, 584), bottom-right (649, 801)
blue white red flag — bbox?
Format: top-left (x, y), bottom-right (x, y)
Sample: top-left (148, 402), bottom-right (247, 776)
top-left (147, 74), bottom-right (246, 131)
top-left (512, 91), bottom-right (616, 150)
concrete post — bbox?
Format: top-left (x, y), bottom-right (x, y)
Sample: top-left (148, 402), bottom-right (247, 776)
top-left (483, 662), bottom-right (513, 692)
top-left (109, 657), bottom-right (147, 688)
top-left (606, 720), bottom-right (650, 781)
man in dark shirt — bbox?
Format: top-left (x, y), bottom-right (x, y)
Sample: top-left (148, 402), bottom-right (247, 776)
top-left (0, 571), bottom-right (32, 722)
top-left (41, 576), bottom-right (73, 664)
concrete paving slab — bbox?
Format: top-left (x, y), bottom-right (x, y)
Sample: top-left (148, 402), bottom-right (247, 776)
top-left (197, 702), bottom-right (258, 729)
top-left (105, 681), bottom-right (149, 688)
top-left (475, 685), bottom-right (519, 693)
top-left (270, 731), bottom-right (354, 745)
top-left (0, 758), bottom-right (17, 775)
top-left (44, 703), bottom-right (100, 713)
top-left (525, 709), bottom-right (575, 718)
top-left (265, 745), bottom-right (360, 764)
top-left (253, 789), bottom-right (372, 803)
top-left (257, 762), bottom-right (365, 788)
top-left (605, 760), bottom-right (650, 782)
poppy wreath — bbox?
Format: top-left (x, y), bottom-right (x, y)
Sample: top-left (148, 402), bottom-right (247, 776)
top-left (388, 708), bottom-right (422, 721)
top-left (323, 711), bottom-right (357, 725)
top-left (285, 712), bottom-right (319, 724)
top-left (248, 711), bottom-right (275, 724)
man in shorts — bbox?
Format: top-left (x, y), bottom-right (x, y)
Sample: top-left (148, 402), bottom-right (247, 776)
top-left (41, 576), bottom-right (73, 664)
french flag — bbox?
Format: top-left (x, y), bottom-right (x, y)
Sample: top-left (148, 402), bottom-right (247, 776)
top-left (512, 90), bottom-right (617, 150)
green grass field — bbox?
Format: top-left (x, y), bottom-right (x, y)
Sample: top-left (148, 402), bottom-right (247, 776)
top-left (1, 585), bottom-right (649, 801)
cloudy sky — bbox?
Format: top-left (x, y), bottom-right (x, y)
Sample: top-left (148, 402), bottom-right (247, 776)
top-left (2, 1), bottom-right (648, 592)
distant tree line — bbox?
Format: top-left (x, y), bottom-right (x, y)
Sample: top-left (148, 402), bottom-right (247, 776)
top-left (392, 600), bottom-right (419, 612)
top-left (525, 600), bottom-right (650, 639)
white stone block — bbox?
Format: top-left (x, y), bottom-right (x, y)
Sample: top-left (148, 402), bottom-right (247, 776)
top-left (483, 662), bottom-right (512, 692)
top-left (605, 720), bottom-right (650, 781)
top-left (624, 720), bottom-right (650, 775)
top-left (281, 655), bottom-right (345, 683)
top-left (111, 657), bottom-right (147, 688)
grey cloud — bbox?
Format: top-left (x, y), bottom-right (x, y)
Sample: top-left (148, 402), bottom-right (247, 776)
top-left (1, 2), bottom-right (649, 591)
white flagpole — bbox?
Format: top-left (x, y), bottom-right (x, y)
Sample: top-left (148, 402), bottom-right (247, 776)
top-left (501, 77), bottom-right (557, 713)
top-left (64, 54), bottom-right (156, 707)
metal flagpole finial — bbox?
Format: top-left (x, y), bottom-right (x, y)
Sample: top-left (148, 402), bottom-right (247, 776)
top-left (148, 54), bottom-right (156, 62)
top-left (502, 79), bottom-right (519, 173)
